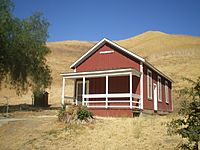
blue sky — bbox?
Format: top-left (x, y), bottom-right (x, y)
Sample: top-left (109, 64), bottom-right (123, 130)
top-left (14, 0), bottom-right (200, 42)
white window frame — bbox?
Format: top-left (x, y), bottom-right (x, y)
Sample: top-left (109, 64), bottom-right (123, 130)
top-left (76, 80), bottom-right (89, 101)
top-left (157, 76), bottom-right (162, 102)
top-left (147, 69), bottom-right (152, 100)
top-left (165, 80), bottom-right (169, 103)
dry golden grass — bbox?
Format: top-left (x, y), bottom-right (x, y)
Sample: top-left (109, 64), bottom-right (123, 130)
top-left (118, 31), bottom-right (200, 84)
top-left (0, 112), bottom-right (182, 150)
top-left (0, 31), bottom-right (200, 109)
top-left (0, 32), bottom-right (199, 150)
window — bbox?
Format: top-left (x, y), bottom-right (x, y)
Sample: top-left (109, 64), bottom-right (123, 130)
top-left (147, 69), bottom-right (152, 99)
top-left (165, 81), bottom-right (169, 103)
top-left (76, 80), bottom-right (89, 102)
top-left (158, 76), bottom-right (162, 101)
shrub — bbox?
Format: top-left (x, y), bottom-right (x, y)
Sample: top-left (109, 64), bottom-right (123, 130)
top-left (167, 77), bottom-right (200, 150)
top-left (58, 103), bottom-right (67, 122)
top-left (77, 106), bottom-right (93, 121)
top-left (58, 104), bottom-right (93, 124)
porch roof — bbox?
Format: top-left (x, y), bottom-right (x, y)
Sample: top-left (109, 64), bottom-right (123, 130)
top-left (60, 68), bottom-right (141, 79)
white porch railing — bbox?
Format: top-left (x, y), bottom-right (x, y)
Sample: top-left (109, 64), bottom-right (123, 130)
top-left (82, 93), bottom-right (141, 109)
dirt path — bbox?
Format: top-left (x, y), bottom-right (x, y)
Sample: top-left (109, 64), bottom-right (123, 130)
top-left (0, 118), bottom-right (25, 127)
top-left (0, 114), bottom-right (59, 150)
top-left (0, 115), bottom-right (57, 127)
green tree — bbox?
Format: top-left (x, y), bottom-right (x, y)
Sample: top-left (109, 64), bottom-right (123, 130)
top-left (167, 77), bottom-right (200, 150)
top-left (0, 0), bottom-right (52, 94)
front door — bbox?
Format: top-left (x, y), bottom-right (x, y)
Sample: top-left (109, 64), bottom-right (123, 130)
top-left (153, 83), bottom-right (158, 111)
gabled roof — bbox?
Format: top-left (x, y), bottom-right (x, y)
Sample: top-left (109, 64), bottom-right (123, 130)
top-left (70, 38), bottom-right (173, 82)
top-left (70, 38), bottom-right (145, 69)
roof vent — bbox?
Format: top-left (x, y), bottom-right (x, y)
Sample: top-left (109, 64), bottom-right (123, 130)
top-left (100, 50), bottom-right (114, 54)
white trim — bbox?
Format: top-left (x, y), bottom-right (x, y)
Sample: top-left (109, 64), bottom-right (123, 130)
top-left (129, 72), bottom-right (132, 109)
top-left (61, 78), bottom-right (65, 105)
top-left (157, 76), bottom-right (162, 102)
top-left (73, 79), bottom-right (76, 105)
top-left (69, 38), bottom-right (172, 82)
top-left (147, 69), bottom-right (152, 100)
top-left (62, 68), bottom-right (135, 76)
top-left (153, 83), bottom-right (158, 111)
top-left (82, 93), bottom-right (141, 109)
top-left (165, 80), bottom-right (169, 103)
top-left (100, 50), bottom-right (114, 54)
top-left (82, 77), bottom-right (85, 105)
top-left (84, 100), bottom-right (140, 103)
top-left (81, 93), bottom-right (141, 109)
top-left (83, 93), bottom-right (140, 99)
top-left (106, 75), bottom-right (108, 109)
top-left (75, 80), bottom-right (89, 105)
top-left (70, 38), bottom-right (145, 69)
top-left (83, 93), bottom-right (131, 98)
top-left (87, 105), bottom-right (140, 109)
top-left (70, 38), bottom-right (106, 69)
top-left (145, 61), bottom-right (173, 82)
top-left (63, 72), bottom-right (137, 79)
top-left (104, 38), bottom-right (145, 62)
top-left (75, 80), bottom-right (82, 105)
top-left (86, 80), bottom-right (89, 106)
top-left (140, 62), bottom-right (143, 109)
top-left (61, 68), bottom-right (141, 78)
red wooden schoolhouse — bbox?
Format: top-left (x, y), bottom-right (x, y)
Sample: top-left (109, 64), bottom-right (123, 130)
top-left (61, 38), bottom-right (173, 117)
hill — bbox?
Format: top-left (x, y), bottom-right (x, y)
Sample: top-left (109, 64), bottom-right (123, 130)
top-left (118, 31), bottom-right (200, 90)
top-left (0, 31), bottom-right (200, 108)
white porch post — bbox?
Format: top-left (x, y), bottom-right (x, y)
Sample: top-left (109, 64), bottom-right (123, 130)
top-left (73, 79), bottom-right (77, 105)
top-left (82, 77), bottom-right (85, 106)
top-left (106, 75), bottom-right (108, 109)
top-left (140, 62), bottom-right (144, 109)
top-left (61, 77), bottom-right (65, 105)
top-left (129, 72), bottom-right (132, 109)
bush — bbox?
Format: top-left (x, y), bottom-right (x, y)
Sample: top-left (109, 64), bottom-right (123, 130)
top-left (58, 103), bottom-right (67, 122)
top-left (167, 77), bottom-right (200, 150)
top-left (77, 106), bottom-right (93, 121)
top-left (58, 104), bottom-right (93, 124)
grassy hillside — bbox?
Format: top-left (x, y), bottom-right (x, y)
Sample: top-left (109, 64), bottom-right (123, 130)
top-left (118, 31), bottom-right (200, 90)
top-left (0, 31), bottom-right (200, 108)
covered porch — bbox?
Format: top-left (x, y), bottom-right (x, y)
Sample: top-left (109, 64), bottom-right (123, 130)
top-left (61, 68), bottom-right (143, 110)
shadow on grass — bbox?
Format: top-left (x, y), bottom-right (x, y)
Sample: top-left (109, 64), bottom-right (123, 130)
top-left (0, 103), bottom-right (60, 114)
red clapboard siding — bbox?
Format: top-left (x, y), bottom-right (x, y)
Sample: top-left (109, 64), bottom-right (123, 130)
top-left (143, 64), bottom-right (172, 112)
top-left (72, 39), bottom-right (173, 116)
top-left (89, 108), bottom-right (133, 117)
top-left (76, 43), bottom-right (140, 72)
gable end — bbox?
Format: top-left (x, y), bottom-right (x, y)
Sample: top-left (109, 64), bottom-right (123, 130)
top-left (70, 38), bottom-right (145, 69)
